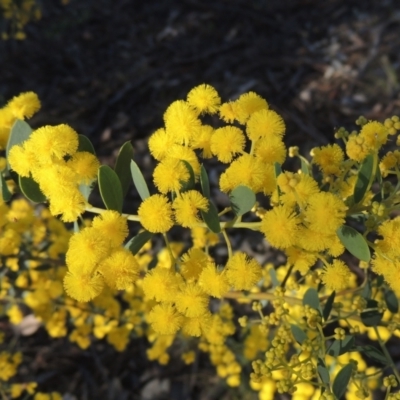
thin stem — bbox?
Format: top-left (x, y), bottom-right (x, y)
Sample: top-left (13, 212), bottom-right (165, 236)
top-left (280, 264), bottom-right (294, 288)
top-left (373, 325), bottom-right (400, 383)
top-left (221, 229), bottom-right (232, 259)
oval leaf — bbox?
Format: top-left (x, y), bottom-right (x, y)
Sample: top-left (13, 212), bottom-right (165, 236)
top-left (200, 164), bottom-right (210, 199)
top-left (290, 324), bottom-right (307, 345)
top-left (332, 363), bottom-right (354, 399)
top-left (6, 119), bottom-right (32, 169)
top-left (201, 201), bottom-right (221, 233)
top-left (336, 225), bottom-right (371, 262)
top-left (229, 185), bottom-right (256, 217)
top-left (317, 358), bottom-right (330, 385)
top-left (115, 141), bottom-right (133, 198)
top-left (356, 345), bottom-right (387, 365)
top-left (326, 335), bottom-right (355, 357)
top-left (77, 134), bottom-right (96, 154)
top-left (354, 154), bottom-right (374, 204)
top-left (303, 288), bottom-right (321, 313)
top-left (323, 290), bottom-right (336, 322)
top-left (0, 173), bottom-right (12, 202)
top-left (385, 289), bottom-right (399, 313)
top-left (19, 175), bottom-right (46, 203)
top-left (360, 299), bottom-right (383, 327)
top-left (130, 160), bottom-right (150, 201)
top-left (98, 165), bottom-right (123, 212)
top-left (125, 230), bottom-right (154, 255)
top-left (180, 160), bottom-right (195, 192)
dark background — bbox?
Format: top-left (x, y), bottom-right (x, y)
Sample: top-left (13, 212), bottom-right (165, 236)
top-left (1, 0), bottom-right (400, 399)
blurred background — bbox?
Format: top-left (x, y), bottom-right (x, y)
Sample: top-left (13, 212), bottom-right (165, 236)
top-left (1, 0), bottom-right (400, 399)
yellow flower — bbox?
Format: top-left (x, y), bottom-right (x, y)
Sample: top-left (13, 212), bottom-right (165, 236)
top-left (286, 247), bottom-right (317, 275)
top-left (138, 194), bottom-right (174, 233)
top-left (254, 136), bottom-right (286, 165)
top-left (321, 260), bottom-right (352, 291)
top-left (181, 312), bottom-right (212, 337)
top-left (7, 91), bottom-right (41, 119)
top-left (8, 142), bottom-right (38, 177)
top-left (199, 262), bottom-right (230, 298)
top-left (91, 210), bottom-right (128, 248)
top-left (67, 151), bottom-right (99, 184)
top-left (187, 84), bottom-right (221, 114)
top-left (175, 282), bottom-right (209, 317)
top-left (246, 109), bottom-right (285, 141)
top-left (360, 121), bottom-right (388, 150)
top-left (173, 190), bottom-right (209, 228)
top-left (233, 92), bottom-right (269, 124)
top-left (142, 267), bottom-right (182, 302)
top-left (180, 247), bottom-right (209, 281)
top-left (312, 143), bottom-right (344, 176)
top-left (190, 124), bottom-right (214, 158)
top-left (164, 100), bottom-right (201, 145)
top-left (148, 128), bottom-right (175, 161)
top-left (153, 156), bottom-right (190, 194)
top-left (304, 192), bottom-right (347, 234)
top-left (148, 303), bottom-right (183, 335)
top-left (7, 304), bottom-right (23, 324)
top-left (225, 252), bottom-right (262, 290)
top-left (99, 248), bottom-right (140, 290)
top-left (63, 271), bottom-right (104, 302)
top-left (260, 204), bottom-right (300, 249)
top-left (210, 126), bottom-right (245, 163)
top-left (107, 325), bottom-right (130, 352)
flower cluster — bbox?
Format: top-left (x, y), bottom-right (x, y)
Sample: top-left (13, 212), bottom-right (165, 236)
top-left (2, 86), bottom-right (400, 399)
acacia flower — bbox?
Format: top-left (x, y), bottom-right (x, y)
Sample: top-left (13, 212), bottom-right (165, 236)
top-left (153, 157), bottom-right (190, 194)
top-left (180, 247), bottom-right (209, 281)
top-left (225, 252), bottom-right (262, 290)
top-left (67, 151), bottom-right (100, 184)
top-left (246, 109), bottom-right (285, 141)
top-left (99, 248), bottom-right (140, 290)
top-left (260, 204), bottom-right (300, 249)
top-left (181, 312), bottom-right (212, 337)
top-left (148, 128), bottom-right (175, 161)
top-left (190, 124), bottom-right (214, 158)
top-left (321, 260), bottom-right (352, 291)
top-left (187, 84), bottom-right (221, 114)
top-left (175, 282), bottom-right (209, 317)
top-left (91, 210), bottom-right (128, 248)
top-left (173, 190), bottom-right (209, 228)
top-left (234, 92), bottom-right (269, 124)
top-left (311, 143), bottom-right (344, 176)
top-left (7, 91), bottom-right (41, 120)
top-left (254, 136), bottom-right (286, 165)
top-left (210, 126), bottom-right (245, 163)
top-left (63, 271), bottom-right (105, 302)
top-left (147, 303), bottom-right (183, 335)
top-left (199, 262), bottom-right (230, 298)
top-left (138, 194), bottom-right (174, 233)
top-left (142, 267), bottom-right (182, 302)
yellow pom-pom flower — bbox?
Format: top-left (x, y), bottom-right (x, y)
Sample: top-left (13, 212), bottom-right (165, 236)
top-left (7, 91), bottom-right (41, 120)
top-left (148, 128), bottom-right (175, 161)
top-left (234, 92), bottom-right (269, 124)
top-left (225, 252), bottom-right (262, 290)
top-left (199, 262), bottom-right (230, 298)
top-left (99, 248), bottom-right (140, 290)
top-left (175, 282), bottom-right (209, 318)
top-left (164, 100), bottom-right (201, 145)
top-left (147, 303), bottom-right (183, 335)
top-left (63, 271), bottom-right (105, 302)
top-left (260, 204), bottom-right (300, 249)
top-left (210, 126), bottom-right (245, 163)
top-left (91, 210), bottom-right (128, 248)
top-left (312, 144), bottom-right (344, 176)
top-left (187, 84), bottom-right (221, 115)
top-left (254, 136), bottom-right (286, 165)
top-left (190, 124), bottom-right (214, 158)
top-left (173, 190), bottom-right (209, 228)
top-left (67, 151), bottom-right (99, 184)
top-left (246, 109), bottom-right (285, 141)
top-left (8, 143), bottom-right (38, 177)
top-left (180, 247), bottom-right (209, 281)
top-left (321, 260), bottom-right (352, 291)
top-left (153, 157), bottom-right (190, 194)
top-left (138, 194), bottom-right (174, 233)
top-left (142, 267), bottom-right (182, 302)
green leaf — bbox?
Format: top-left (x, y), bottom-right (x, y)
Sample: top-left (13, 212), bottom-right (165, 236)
top-left (336, 225), bottom-right (371, 262)
top-left (130, 160), bottom-right (150, 201)
top-left (326, 335), bottom-right (355, 357)
top-left (125, 230), bottom-right (154, 255)
top-left (98, 165), bottom-right (123, 212)
top-left (180, 160), bottom-right (196, 192)
top-left (115, 141), bottom-right (133, 198)
top-left (317, 357), bottom-right (330, 385)
top-left (301, 158), bottom-right (310, 175)
top-left (78, 182), bottom-right (94, 201)
top-left (356, 345), bottom-right (387, 364)
top-left (0, 173), bottom-right (12, 202)
top-left (200, 165), bottom-right (210, 199)
top-left (6, 119), bottom-right (32, 169)
top-left (77, 134), bottom-right (96, 154)
top-left (354, 154), bottom-right (374, 204)
top-left (303, 288), bottom-right (321, 313)
top-left (323, 290), bottom-right (335, 321)
top-left (360, 299), bottom-right (383, 327)
top-left (385, 289), bottom-right (399, 313)
top-left (19, 175), bottom-right (46, 203)
top-left (229, 185), bottom-right (256, 216)
top-left (361, 279), bottom-right (372, 300)
top-left (332, 363), bottom-right (354, 399)
top-left (268, 268), bottom-right (280, 287)
top-left (201, 201), bottom-right (221, 233)
top-left (290, 324), bottom-right (307, 345)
